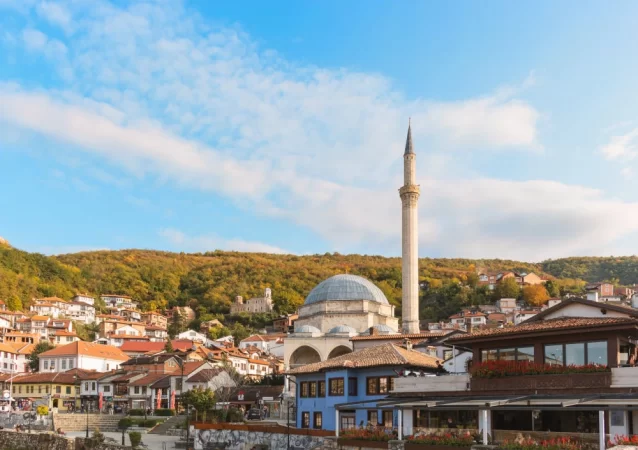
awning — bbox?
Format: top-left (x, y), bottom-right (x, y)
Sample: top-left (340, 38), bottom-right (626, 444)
top-left (377, 394), bottom-right (638, 411)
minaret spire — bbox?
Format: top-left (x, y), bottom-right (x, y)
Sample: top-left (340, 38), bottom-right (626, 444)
top-left (399, 119), bottom-right (420, 334)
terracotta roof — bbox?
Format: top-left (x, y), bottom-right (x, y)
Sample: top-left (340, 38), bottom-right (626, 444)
top-left (102, 294), bottom-right (133, 299)
top-left (39, 341), bottom-right (130, 361)
top-left (186, 368), bottom-right (224, 383)
top-left (524, 297), bottom-right (638, 323)
top-left (30, 316), bottom-right (50, 321)
top-left (112, 372), bottom-right (144, 382)
top-left (14, 368), bottom-right (98, 384)
top-left (129, 373), bottom-right (169, 387)
top-left (120, 342), bottom-right (166, 353)
top-left (108, 334), bottom-right (150, 340)
top-left (287, 343), bottom-right (440, 375)
top-left (350, 331), bottom-right (449, 342)
top-left (8, 343), bottom-right (35, 354)
top-left (144, 325), bottom-right (166, 331)
top-left (37, 297), bottom-right (67, 302)
top-left (120, 354), bottom-right (176, 366)
top-left (448, 317), bottom-right (638, 343)
top-left (248, 358), bottom-right (270, 365)
top-left (50, 331), bottom-right (78, 336)
top-left (181, 361), bottom-right (206, 375)
top-left (450, 311), bottom-right (486, 319)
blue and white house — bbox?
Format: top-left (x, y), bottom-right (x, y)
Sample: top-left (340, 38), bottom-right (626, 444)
top-left (288, 342), bottom-right (440, 432)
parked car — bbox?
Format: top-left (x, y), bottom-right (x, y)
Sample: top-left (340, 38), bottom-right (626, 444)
top-left (246, 409), bottom-right (263, 420)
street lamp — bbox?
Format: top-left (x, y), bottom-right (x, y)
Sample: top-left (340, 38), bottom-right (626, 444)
top-left (174, 355), bottom-right (190, 450)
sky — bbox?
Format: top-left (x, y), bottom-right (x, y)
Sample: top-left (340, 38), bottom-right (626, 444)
top-left (1, 0), bottom-right (638, 261)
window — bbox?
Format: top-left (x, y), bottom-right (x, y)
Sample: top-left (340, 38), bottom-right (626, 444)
top-left (366, 377), bottom-right (395, 395)
top-left (134, 386), bottom-right (140, 394)
top-left (481, 347), bottom-right (535, 362)
top-left (367, 410), bottom-right (379, 425)
top-left (176, 379), bottom-right (183, 391)
top-left (75, 387), bottom-right (80, 395)
top-left (66, 386), bottom-right (71, 394)
top-left (301, 412), bottom-right (310, 428)
top-left (329, 378), bottom-right (344, 396)
top-left (142, 386), bottom-right (147, 394)
top-left (38, 386), bottom-right (42, 394)
top-left (85, 382), bottom-right (89, 390)
top-left (69, 358), bottom-right (75, 368)
top-left (300, 382), bottom-right (309, 398)
top-left (348, 377), bottom-right (357, 396)
top-left (92, 382), bottom-right (96, 390)
top-left (44, 360), bottom-right (49, 370)
top-left (103, 385), bottom-right (111, 393)
top-left (340, 412), bottom-right (356, 430)
top-left (318, 381), bottom-right (326, 397)
top-left (56, 386), bottom-right (61, 394)
top-left (383, 410), bottom-right (393, 427)
top-left (46, 386), bottom-right (49, 394)
top-left (12, 386), bottom-right (15, 393)
top-left (309, 382), bottom-right (317, 397)
top-left (61, 359), bottom-right (67, 370)
top-left (313, 412), bottom-right (323, 429)
top-left (544, 341), bottom-right (607, 366)
top-left (18, 386), bottom-right (21, 393)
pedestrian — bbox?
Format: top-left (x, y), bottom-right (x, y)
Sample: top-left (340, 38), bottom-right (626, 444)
top-left (447, 417), bottom-right (457, 429)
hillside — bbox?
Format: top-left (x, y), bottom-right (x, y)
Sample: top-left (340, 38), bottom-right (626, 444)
top-left (0, 242), bottom-right (635, 317)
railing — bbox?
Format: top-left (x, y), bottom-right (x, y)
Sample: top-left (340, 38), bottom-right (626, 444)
top-left (470, 371), bottom-right (611, 392)
top-left (611, 366), bottom-right (638, 387)
top-left (392, 374), bottom-right (470, 393)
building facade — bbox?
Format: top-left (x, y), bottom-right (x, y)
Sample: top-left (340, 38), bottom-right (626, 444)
top-left (230, 288), bottom-right (274, 314)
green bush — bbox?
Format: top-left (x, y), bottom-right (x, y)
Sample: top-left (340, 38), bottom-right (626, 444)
top-left (155, 408), bottom-right (176, 416)
top-left (128, 409), bottom-right (145, 416)
top-left (226, 408), bottom-right (244, 423)
top-left (128, 431), bottom-right (142, 448)
top-left (118, 418), bottom-right (134, 429)
top-left (140, 419), bottom-right (159, 427)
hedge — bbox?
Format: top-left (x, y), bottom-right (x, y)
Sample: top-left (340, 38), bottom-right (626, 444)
top-left (155, 408), bottom-right (176, 416)
top-left (128, 409), bottom-right (145, 416)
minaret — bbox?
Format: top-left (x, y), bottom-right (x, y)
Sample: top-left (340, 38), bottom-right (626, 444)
top-left (399, 120), bottom-right (420, 334)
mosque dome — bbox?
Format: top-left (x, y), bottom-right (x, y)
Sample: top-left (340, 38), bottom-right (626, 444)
top-left (295, 325), bottom-right (321, 333)
top-left (328, 325), bottom-right (357, 334)
top-left (304, 274), bottom-right (389, 306)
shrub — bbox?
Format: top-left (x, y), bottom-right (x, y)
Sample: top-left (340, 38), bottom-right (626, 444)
top-left (118, 418), bottom-right (134, 429)
top-left (501, 437), bottom-right (582, 450)
top-left (341, 428), bottom-right (397, 442)
top-left (155, 408), bottom-right (176, 416)
top-left (128, 431), bottom-right (142, 448)
top-left (226, 408), bottom-right (244, 423)
top-left (36, 405), bottom-right (49, 416)
top-left (128, 409), bottom-right (145, 416)
top-left (141, 419), bottom-right (159, 427)
top-left (470, 360), bottom-right (609, 379)
top-left (608, 435), bottom-right (638, 447)
top-left (406, 432), bottom-right (475, 446)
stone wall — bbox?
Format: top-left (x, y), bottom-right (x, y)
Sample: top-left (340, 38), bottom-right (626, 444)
top-left (195, 428), bottom-right (326, 450)
top-left (0, 430), bottom-right (74, 450)
top-left (0, 412), bottom-right (51, 431)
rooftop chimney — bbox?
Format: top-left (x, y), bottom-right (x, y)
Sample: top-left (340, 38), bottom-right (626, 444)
top-left (404, 338), bottom-right (413, 351)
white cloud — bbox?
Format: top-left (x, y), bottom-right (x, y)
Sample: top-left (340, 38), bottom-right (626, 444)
top-left (4, 0), bottom-right (638, 260)
top-left (36, 1), bottom-right (72, 31)
top-left (621, 167), bottom-right (633, 179)
top-left (601, 128), bottom-right (638, 161)
top-left (159, 228), bottom-right (289, 254)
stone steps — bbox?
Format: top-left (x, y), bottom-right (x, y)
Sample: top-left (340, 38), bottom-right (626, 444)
top-left (53, 413), bottom-right (125, 432)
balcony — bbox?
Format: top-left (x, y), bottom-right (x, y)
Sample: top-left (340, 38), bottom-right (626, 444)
top-left (392, 374), bottom-right (470, 394)
top-left (611, 366), bottom-right (638, 387)
top-left (470, 372), bottom-right (611, 393)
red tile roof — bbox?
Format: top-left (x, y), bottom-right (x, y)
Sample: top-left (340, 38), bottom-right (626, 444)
top-left (350, 331), bottom-right (449, 341)
top-left (287, 343), bottom-right (440, 375)
top-left (39, 341), bottom-right (130, 361)
top-left (129, 373), bottom-right (169, 386)
top-left (120, 341), bottom-right (166, 353)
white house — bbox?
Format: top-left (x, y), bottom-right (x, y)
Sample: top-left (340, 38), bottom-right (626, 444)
top-left (30, 303), bottom-right (61, 318)
top-left (39, 341), bottom-right (129, 372)
top-left (72, 294), bottom-right (95, 306)
top-left (64, 301), bottom-right (96, 324)
top-left (145, 326), bottom-right (168, 342)
top-left (177, 329), bottom-right (215, 347)
top-left (185, 367), bottom-right (236, 391)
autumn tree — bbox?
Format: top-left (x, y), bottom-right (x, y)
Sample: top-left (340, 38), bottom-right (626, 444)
top-left (27, 341), bottom-right (55, 372)
top-left (522, 284), bottom-right (550, 306)
top-left (181, 387), bottom-right (216, 421)
top-left (164, 338), bottom-right (174, 353)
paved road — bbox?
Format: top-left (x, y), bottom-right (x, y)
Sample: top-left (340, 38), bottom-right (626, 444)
top-left (66, 431), bottom-right (181, 450)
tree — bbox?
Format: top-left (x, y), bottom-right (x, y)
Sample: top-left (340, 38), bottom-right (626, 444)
top-left (495, 278), bottom-right (520, 300)
top-left (6, 295), bottom-right (22, 312)
top-left (522, 284), bottom-right (550, 306)
top-left (543, 280), bottom-right (560, 298)
top-left (168, 310), bottom-right (186, 338)
top-left (164, 338), bottom-right (174, 353)
top-left (181, 387), bottom-right (216, 421)
top-left (27, 341), bottom-right (55, 372)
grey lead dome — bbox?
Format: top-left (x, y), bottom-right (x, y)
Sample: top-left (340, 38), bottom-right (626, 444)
top-left (304, 274), bottom-right (389, 305)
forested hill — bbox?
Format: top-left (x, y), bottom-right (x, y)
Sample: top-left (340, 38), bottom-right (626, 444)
top-left (0, 239), bottom-right (636, 314)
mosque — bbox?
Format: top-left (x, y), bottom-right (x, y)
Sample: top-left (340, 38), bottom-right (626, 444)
top-left (284, 122), bottom-right (421, 369)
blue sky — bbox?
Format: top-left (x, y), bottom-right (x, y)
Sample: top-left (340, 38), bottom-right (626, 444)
top-left (1, 0), bottom-right (638, 261)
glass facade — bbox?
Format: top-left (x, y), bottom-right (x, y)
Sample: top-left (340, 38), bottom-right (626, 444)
top-left (481, 346), bottom-right (535, 362)
top-left (544, 341), bottom-right (607, 366)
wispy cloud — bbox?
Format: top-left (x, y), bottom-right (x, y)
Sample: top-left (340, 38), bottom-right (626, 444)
top-left (601, 128), bottom-right (638, 161)
top-left (2, 0), bottom-right (638, 260)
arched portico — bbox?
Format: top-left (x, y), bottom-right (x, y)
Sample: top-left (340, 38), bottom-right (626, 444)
top-left (328, 345), bottom-right (353, 359)
top-left (289, 345), bottom-right (321, 369)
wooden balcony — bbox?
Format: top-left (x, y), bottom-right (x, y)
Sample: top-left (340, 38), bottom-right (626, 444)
top-left (393, 374), bottom-right (470, 394)
top-left (470, 372), bottom-right (611, 393)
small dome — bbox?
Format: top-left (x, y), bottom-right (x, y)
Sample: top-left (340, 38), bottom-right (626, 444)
top-left (359, 324), bottom-right (399, 336)
top-left (295, 325), bottom-right (321, 334)
top-left (304, 274), bottom-right (389, 305)
top-left (328, 325), bottom-right (357, 334)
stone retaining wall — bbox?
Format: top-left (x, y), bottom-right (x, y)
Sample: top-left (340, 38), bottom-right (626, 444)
top-left (0, 430), bottom-right (74, 450)
top-left (195, 428), bottom-right (326, 450)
